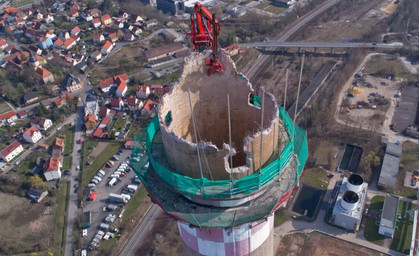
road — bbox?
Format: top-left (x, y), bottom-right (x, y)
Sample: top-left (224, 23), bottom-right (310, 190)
top-left (239, 41), bottom-right (405, 50)
top-left (243, 0), bottom-right (342, 81)
top-left (117, 204), bottom-right (164, 256)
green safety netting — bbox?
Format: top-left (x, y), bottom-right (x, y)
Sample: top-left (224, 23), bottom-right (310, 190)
top-left (131, 106), bottom-right (308, 199)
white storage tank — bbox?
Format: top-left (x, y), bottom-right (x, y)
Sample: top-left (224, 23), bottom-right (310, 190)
top-left (340, 190), bottom-right (359, 211)
top-left (346, 174), bottom-right (364, 193)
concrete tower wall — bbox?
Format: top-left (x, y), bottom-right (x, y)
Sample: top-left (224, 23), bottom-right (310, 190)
top-left (178, 214), bottom-right (274, 256)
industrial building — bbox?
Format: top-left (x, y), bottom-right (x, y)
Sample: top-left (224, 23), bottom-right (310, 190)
top-left (330, 174), bottom-right (368, 231)
top-left (131, 50), bottom-right (308, 255)
top-left (378, 142), bottom-right (402, 189)
top-left (378, 194), bottom-right (399, 238)
top-left (156, 0), bottom-right (215, 14)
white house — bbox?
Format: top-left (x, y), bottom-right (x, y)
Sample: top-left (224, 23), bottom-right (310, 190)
top-left (0, 111), bottom-right (17, 124)
top-left (23, 126), bottom-right (42, 144)
top-left (31, 117), bottom-right (53, 130)
top-left (136, 85), bottom-right (150, 99)
top-left (44, 157), bottom-right (62, 181)
top-left (0, 140), bottom-right (24, 162)
top-left (91, 50), bottom-right (102, 61)
top-left (101, 41), bottom-right (114, 54)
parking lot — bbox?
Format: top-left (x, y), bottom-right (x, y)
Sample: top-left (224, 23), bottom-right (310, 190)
top-left (81, 148), bottom-right (140, 246)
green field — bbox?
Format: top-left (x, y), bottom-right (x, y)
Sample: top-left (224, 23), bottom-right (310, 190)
top-left (121, 186), bottom-right (147, 224)
top-left (274, 209), bottom-right (293, 227)
top-left (53, 181), bottom-right (70, 256)
top-left (82, 142), bottom-right (122, 186)
top-left (63, 156), bottom-right (72, 170)
top-left (364, 196), bottom-right (386, 245)
top-left (391, 200), bottom-right (415, 253)
top-left (300, 168), bottom-right (330, 189)
top-left (63, 128), bottom-right (75, 155)
top-left (401, 141), bottom-right (419, 171)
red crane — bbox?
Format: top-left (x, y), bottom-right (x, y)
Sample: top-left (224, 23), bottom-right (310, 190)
top-left (190, 2), bottom-right (223, 75)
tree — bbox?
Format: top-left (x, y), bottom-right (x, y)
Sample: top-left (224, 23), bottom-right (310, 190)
top-left (27, 176), bottom-right (47, 190)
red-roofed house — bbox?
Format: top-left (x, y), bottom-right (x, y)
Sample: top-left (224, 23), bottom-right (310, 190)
top-left (35, 67), bottom-right (54, 83)
top-left (141, 99), bottom-right (157, 117)
top-left (53, 137), bottom-right (64, 151)
top-left (150, 84), bottom-right (165, 96)
top-left (101, 41), bottom-right (113, 54)
top-left (84, 113), bottom-right (97, 130)
top-left (0, 140), bottom-right (23, 162)
top-left (100, 14), bottom-right (112, 25)
top-left (54, 38), bottom-right (63, 48)
top-left (124, 140), bottom-right (134, 149)
top-left (92, 33), bottom-right (104, 43)
top-left (63, 38), bottom-right (76, 50)
top-left (91, 50), bottom-right (102, 61)
top-left (115, 77), bottom-right (127, 97)
top-left (224, 43), bottom-right (240, 56)
top-left (23, 126), bottom-right (42, 143)
top-left (0, 37), bottom-right (8, 51)
top-left (108, 32), bottom-right (118, 42)
top-left (99, 77), bottom-right (115, 93)
top-left (43, 157), bottom-right (61, 181)
top-left (71, 26), bottom-right (81, 35)
top-left (54, 96), bottom-right (67, 108)
top-left (136, 85), bottom-right (150, 99)
top-left (4, 7), bottom-right (19, 15)
top-left (93, 127), bottom-right (103, 138)
top-left (110, 98), bottom-right (123, 110)
top-left (92, 18), bottom-right (101, 28)
top-left (0, 111), bottom-right (17, 124)
top-left (31, 117), bottom-right (52, 130)
top-left (99, 116), bottom-right (111, 128)
top-left (17, 110), bottom-right (27, 119)
top-left (88, 8), bottom-right (101, 17)
top-left (98, 107), bottom-right (110, 118)
top-left (45, 13), bottom-right (54, 23)
top-left (125, 96), bottom-right (142, 111)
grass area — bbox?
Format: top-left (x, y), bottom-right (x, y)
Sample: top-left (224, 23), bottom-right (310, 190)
top-left (401, 141), bottom-right (419, 171)
top-left (381, 0), bottom-right (403, 14)
top-left (145, 70), bottom-right (181, 85)
top-left (266, 5), bottom-right (287, 14)
top-left (10, 0), bottom-right (35, 7)
top-left (364, 196), bottom-right (385, 245)
top-left (63, 127), bottom-right (75, 155)
top-left (112, 118), bottom-right (126, 133)
top-left (121, 185), bottom-right (147, 224)
top-left (364, 55), bottom-right (409, 78)
top-left (53, 181), bottom-right (70, 256)
top-left (84, 140), bottom-right (99, 157)
top-left (300, 168), bottom-right (330, 189)
top-left (63, 156), bottom-right (72, 170)
top-left (274, 209), bottom-right (293, 227)
top-left (127, 125), bottom-right (142, 139)
top-left (82, 142), bottom-right (122, 187)
top-left (391, 200), bottom-right (415, 253)
top-left (312, 140), bottom-right (336, 167)
top-left (0, 101), bottom-right (12, 114)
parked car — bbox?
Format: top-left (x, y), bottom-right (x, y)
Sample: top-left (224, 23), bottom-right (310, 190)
top-left (82, 229), bottom-right (87, 237)
top-left (63, 170), bottom-right (70, 175)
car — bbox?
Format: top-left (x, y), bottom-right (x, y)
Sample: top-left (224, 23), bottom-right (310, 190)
top-left (74, 183), bottom-right (78, 188)
top-left (372, 42), bottom-right (377, 45)
top-left (77, 149), bottom-right (82, 153)
top-left (76, 165), bottom-right (80, 171)
top-left (82, 229), bottom-right (87, 237)
top-left (74, 177), bottom-right (79, 181)
top-left (63, 170), bottom-right (70, 175)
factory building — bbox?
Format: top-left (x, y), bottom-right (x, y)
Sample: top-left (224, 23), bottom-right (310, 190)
top-left (379, 194), bottom-right (399, 238)
top-left (330, 174), bottom-right (368, 231)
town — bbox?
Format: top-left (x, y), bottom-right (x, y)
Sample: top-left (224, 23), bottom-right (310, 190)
top-left (0, 0), bottom-right (418, 256)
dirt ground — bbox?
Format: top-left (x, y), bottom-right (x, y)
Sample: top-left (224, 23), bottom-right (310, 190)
top-left (0, 192), bottom-right (54, 254)
top-left (275, 232), bottom-right (384, 256)
top-left (90, 142), bottom-right (108, 158)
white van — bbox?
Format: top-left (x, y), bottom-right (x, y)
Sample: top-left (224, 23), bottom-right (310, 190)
top-left (93, 176), bottom-right (102, 182)
top-left (99, 170), bottom-right (106, 176)
top-left (91, 179), bottom-right (99, 185)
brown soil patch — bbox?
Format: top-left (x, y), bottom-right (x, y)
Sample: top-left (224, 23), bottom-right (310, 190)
top-left (276, 232), bottom-right (384, 256)
top-left (90, 142), bottom-right (108, 158)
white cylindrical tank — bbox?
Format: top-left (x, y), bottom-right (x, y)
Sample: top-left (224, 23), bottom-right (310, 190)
top-left (346, 174), bottom-right (364, 193)
top-left (340, 191), bottom-right (359, 211)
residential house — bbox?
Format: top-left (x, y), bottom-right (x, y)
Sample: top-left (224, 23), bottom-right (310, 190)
top-left (45, 13), bottom-right (54, 23)
top-left (130, 14), bottom-right (143, 22)
top-left (63, 73), bottom-right (81, 92)
top-left (82, 10), bottom-right (93, 21)
top-left (31, 117), bottom-right (52, 130)
top-left (17, 110), bottom-right (27, 119)
top-left (0, 37), bottom-right (8, 50)
top-left (132, 27), bottom-right (142, 36)
top-left (29, 45), bottom-right (42, 55)
top-left (84, 113), bottom-right (97, 130)
top-left (70, 5), bottom-right (79, 18)
top-left (88, 8), bottom-right (101, 17)
top-left (71, 26), bottom-right (81, 36)
top-left (103, 26), bottom-right (118, 35)
top-left (0, 111), bottom-right (17, 124)
top-left (115, 77), bottom-right (127, 97)
top-left (37, 36), bottom-right (53, 50)
top-left (54, 38), bottom-right (63, 48)
top-left (92, 33), bottom-right (105, 43)
top-left (93, 127), bottom-right (103, 138)
top-left (126, 96), bottom-right (142, 111)
top-left (224, 44), bottom-right (240, 56)
top-left (110, 98), bottom-right (123, 110)
top-left (124, 140), bottom-right (134, 149)
top-left (45, 31), bottom-right (56, 39)
top-left (100, 14), bottom-right (112, 25)
top-left (136, 85), bottom-right (150, 99)
top-left (52, 137), bottom-right (64, 153)
top-left (141, 99), bottom-right (157, 117)
top-left (99, 116), bottom-right (111, 128)
top-left (99, 77), bottom-right (115, 93)
top-left (91, 50), bottom-right (102, 62)
top-left (124, 32), bottom-right (135, 42)
top-left (53, 96), bottom-right (67, 108)
top-left (143, 19), bottom-right (158, 29)
top-left (1, 140), bottom-right (23, 162)
top-left (23, 126), bottom-right (42, 144)
top-left (35, 67), bottom-right (54, 84)
top-left (101, 41), bottom-right (114, 54)
top-left (98, 107), bottom-right (110, 118)
top-left (92, 18), bottom-right (101, 28)
top-left (108, 32), bottom-right (118, 42)
top-left (63, 38), bottom-right (76, 50)
top-left (27, 188), bottom-right (48, 203)
top-left (4, 7), bottom-right (20, 15)
top-left (150, 84), bottom-right (171, 96)
top-left (44, 157), bottom-right (61, 181)
top-left (23, 92), bottom-right (39, 104)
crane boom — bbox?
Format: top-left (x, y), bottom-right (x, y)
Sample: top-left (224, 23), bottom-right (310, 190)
top-left (190, 2), bottom-right (223, 75)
